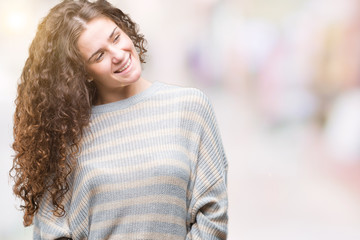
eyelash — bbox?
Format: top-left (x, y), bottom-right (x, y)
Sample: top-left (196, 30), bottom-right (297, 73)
top-left (114, 34), bottom-right (120, 42)
top-left (96, 52), bottom-right (104, 62)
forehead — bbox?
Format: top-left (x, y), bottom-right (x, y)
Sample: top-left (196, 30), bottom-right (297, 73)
top-left (77, 17), bottom-right (119, 57)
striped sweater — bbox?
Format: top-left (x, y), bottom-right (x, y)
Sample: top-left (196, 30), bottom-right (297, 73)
top-left (33, 81), bottom-right (228, 240)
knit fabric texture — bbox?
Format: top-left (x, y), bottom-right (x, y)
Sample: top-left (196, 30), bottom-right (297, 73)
top-left (33, 81), bottom-right (228, 240)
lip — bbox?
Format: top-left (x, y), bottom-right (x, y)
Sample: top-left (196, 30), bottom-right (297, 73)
top-left (114, 54), bottom-right (132, 74)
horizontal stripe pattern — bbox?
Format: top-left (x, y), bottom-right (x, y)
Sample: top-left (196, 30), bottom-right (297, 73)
top-left (34, 81), bottom-right (228, 240)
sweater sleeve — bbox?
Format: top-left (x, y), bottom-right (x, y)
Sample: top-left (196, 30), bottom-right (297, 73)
top-left (186, 91), bottom-right (228, 240)
top-left (33, 190), bottom-right (72, 240)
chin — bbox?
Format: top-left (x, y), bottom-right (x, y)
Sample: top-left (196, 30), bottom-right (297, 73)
top-left (131, 68), bottom-right (142, 81)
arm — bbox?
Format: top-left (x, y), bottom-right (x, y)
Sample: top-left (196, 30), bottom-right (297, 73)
top-left (186, 91), bottom-right (228, 239)
top-left (186, 178), bottom-right (228, 240)
top-left (33, 190), bottom-right (72, 240)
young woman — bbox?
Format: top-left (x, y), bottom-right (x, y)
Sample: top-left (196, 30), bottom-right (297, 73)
top-left (11, 0), bottom-right (228, 239)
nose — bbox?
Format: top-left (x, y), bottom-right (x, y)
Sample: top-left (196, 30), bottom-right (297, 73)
top-left (109, 46), bottom-right (126, 64)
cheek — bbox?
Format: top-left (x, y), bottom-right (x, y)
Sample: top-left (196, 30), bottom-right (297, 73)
top-left (87, 63), bottom-right (107, 76)
top-left (126, 38), bottom-right (137, 53)
top-left (131, 45), bottom-right (140, 60)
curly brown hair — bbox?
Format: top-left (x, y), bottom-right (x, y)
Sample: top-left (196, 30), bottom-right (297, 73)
top-left (10, 0), bottom-right (147, 226)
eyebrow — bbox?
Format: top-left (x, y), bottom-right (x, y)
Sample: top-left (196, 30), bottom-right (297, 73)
top-left (87, 26), bottom-right (118, 62)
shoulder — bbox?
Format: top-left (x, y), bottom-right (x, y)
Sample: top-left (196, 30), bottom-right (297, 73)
top-left (155, 81), bottom-right (214, 113)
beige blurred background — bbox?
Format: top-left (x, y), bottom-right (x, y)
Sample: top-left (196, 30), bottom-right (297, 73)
top-left (2, 0), bottom-right (360, 239)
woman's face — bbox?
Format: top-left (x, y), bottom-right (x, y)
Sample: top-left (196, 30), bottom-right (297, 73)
top-left (77, 17), bottom-right (142, 91)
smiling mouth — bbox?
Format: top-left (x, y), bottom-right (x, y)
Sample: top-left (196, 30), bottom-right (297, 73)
top-left (114, 55), bottom-right (132, 73)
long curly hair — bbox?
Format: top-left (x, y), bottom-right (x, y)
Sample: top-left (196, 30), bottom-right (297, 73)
top-left (10, 0), bottom-right (147, 226)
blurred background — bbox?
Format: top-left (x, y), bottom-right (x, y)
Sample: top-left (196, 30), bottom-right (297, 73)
top-left (1, 0), bottom-right (360, 239)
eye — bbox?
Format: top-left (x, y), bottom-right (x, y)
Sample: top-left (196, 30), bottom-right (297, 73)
top-left (96, 52), bottom-right (104, 62)
top-left (114, 34), bottom-right (120, 43)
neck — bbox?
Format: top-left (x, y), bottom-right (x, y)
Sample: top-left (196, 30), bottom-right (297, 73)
top-left (94, 78), bottom-right (152, 105)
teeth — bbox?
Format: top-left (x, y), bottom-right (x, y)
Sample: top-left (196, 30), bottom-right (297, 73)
top-left (117, 57), bottom-right (131, 73)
